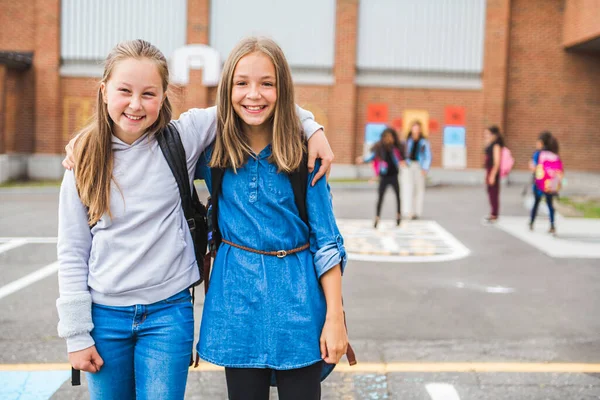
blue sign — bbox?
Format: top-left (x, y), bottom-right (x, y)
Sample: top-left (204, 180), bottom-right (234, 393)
top-left (443, 126), bottom-right (466, 147)
top-left (364, 123), bottom-right (388, 146)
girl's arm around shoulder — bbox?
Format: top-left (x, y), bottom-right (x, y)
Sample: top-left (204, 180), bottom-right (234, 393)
top-left (170, 106), bottom-right (217, 166)
top-left (306, 160), bottom-right (348, 279)
top-left (56, 170), bottom-right (95, 352)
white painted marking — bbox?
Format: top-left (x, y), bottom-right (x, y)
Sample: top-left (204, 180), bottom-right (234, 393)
top-left (0, 239), bottom-right (28, 255)
top-left (495, 216), bottom-right (600, 258)
top-left (426, 383), bottom-right (461, 400)
top-left (455, 281), bottom-right (515, 294)
top-left (338, 219), bottom-right (470, 263)
top-left (0, 237), bottom-right (58, 244)
top-left (0, 261), bottom-right (59, 300)
top-left (381, 236), bottom-right (401, 253)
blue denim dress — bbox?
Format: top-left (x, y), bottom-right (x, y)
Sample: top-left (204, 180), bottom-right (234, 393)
top-left (194, 145), bottom-right (347, 383)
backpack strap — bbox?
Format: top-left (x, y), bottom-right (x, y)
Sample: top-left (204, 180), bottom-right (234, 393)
top-left (289, 150), bottom-right (309, 226)
top-left (156, 123), bottom-right (195, 230)
top-left (210, 166), bottom-right (226, 249)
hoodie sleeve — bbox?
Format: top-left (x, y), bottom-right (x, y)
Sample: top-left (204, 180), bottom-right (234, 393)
top-left (56, 170), bottom-right (95, 352)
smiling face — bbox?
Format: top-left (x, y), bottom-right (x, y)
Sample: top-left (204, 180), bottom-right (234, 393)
top-left (231, 51), bottom-right (277, 134)
top-left (101, 57), bottom-right (165, 144)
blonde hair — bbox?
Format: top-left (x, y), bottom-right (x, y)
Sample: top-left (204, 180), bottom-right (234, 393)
top-left (74, 39), bottom-right (172, 226)
top-left (210, 37), bottom-right (304, 173)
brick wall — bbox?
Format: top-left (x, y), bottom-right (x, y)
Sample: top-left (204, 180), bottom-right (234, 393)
top-left (505, 0), bottom-right (600, 171)
top-left (34, 0), bottom-right (62, 154)
top-left (0, 1), bottom-right (36, 51)
top-left (5, 69), bottom-right (35, 153)
top-left (2, 0), bottom-right (600, 172)
top-left (563, 0), bottom-right (600, 47)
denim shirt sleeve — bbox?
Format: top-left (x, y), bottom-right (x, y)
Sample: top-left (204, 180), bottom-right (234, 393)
top-left (306, 160), bottom-right (347, 279)
top-left (421, 140), bottom-right (432, 171)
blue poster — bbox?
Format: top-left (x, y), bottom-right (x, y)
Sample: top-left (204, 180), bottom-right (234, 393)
top-left (364, 123), bottom-right (388, 147)
top-left (443, 126), bottom-right (466, 147)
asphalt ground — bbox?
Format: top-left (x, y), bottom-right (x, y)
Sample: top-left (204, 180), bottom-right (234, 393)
top-left (1, 182), bottom-right (599, 399)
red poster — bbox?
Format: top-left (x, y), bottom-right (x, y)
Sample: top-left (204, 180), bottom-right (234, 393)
top-left (391, 118), bottom-right (403, 130)
top-left (367, 104), bottom-right (388, 123)
top-left (444, 106), bottom-right (465, 126)
top-left (429, 119), bottom-right (440, 132)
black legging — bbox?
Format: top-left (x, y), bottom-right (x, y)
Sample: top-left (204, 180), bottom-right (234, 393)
top-left (376, 175), bottom-right (401, 217)
top-left (530, 190), bottom-right (555, 226)
top-left (225, 362), bottom-right (322, 400)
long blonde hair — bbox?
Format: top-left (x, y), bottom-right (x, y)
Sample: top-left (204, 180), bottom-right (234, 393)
top-left (74, 39), bottom-right (172, 226)
top-left (210, 37), bottom-right (304, 173)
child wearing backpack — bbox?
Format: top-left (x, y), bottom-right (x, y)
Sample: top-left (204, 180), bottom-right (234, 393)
top-left (57, 39), bottom-right (333, 400)
top-left (194, 37), bottom-right (352, 400)
top-left (483, 125), bottom-right (505, 223)
top-left (356, 127), bottom-right (405, 228)
top-left (529, 131), bottom-right (563, 235)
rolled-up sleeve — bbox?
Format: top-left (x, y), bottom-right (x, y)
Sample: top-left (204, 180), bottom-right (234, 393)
top-left (307, 160), bottom-right (347, 279)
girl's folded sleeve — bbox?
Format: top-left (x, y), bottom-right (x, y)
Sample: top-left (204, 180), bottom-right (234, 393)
top-left (306, 160), bottom-right (347, 279)
top-left (56, 170), bottom-right (95, 352)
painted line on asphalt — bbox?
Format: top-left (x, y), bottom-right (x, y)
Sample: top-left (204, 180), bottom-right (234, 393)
top-left (0, 239), bottom-right (28, 255)
top-left (426, 383), bottom-right (461, 400)
top-left (5, 362), bottom-right (600, 373)
top-left (0, 261), bottom-right (59, 300)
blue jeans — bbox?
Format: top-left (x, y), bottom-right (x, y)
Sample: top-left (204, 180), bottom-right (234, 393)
top-left (86, 289), bottom-right (194, 400)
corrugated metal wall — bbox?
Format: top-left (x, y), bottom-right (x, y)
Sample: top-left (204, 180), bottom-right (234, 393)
top-left (209, 0), bottom-right (336, 69)
top-left (357, 0), bottom-right (486, 74)
top-left (61, 0), bottom-right (187, 62)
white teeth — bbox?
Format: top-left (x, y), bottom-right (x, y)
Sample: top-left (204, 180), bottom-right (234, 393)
top-left (125, 114), bottom-right (143, 120)
top-left (246, 106), bottom-right (263, 111)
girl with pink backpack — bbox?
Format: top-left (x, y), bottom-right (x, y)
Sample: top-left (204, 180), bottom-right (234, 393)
top-left (529, 131), bottom-right (563, 235)
top-left (356, 127), bottom-right (405, 228)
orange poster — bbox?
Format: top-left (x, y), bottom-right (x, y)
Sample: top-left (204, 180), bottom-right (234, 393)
top-left (445, 106), bottom-right (465, 126)
top-left (367, 103), bottom-right (388, 123)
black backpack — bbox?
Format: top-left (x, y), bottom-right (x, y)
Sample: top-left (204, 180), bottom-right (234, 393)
top-left (157, 122), bottom-right (209, 286)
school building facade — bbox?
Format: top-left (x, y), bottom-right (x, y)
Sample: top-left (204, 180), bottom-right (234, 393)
top-left (0, 0), bottom-right (599, 183)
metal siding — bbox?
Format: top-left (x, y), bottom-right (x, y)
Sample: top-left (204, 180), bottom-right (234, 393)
top-left (61, 0), bottom-right (187, 61)
top-left (209, 0), bottom-right (336, 68)
top-left (357, 0), bottom-right (486, 73)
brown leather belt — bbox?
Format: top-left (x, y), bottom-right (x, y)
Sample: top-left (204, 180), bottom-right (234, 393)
top-left (221, 239), bottom-right (310, 258)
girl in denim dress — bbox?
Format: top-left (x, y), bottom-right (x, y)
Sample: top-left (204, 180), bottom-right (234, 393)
top-left (195, 37), bottom-right (350, 400)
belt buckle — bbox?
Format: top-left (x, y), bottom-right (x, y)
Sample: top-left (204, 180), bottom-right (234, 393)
top-left (276, 250), bottom-right (287, 258)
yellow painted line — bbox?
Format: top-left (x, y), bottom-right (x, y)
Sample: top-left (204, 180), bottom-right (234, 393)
top-left (3, 362), bottom-right (600, 373)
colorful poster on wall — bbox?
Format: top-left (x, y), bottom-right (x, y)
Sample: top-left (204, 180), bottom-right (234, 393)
top-left (443, 126), bottom-right (466, 147)
top-left (429, 119), bottom-right (440, 133)
top-left (363, 123), bottom-right (388, 155)
top-left (402, 110), bottom-right (430, 139)
top-left (444, 106), bottom-right (465, 126)
top-left (367, 103), bottom-right (388, 123)
top-left (443, 147), bottom-right (467, 169)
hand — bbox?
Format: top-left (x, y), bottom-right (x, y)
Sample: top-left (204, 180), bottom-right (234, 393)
top-left (320, 313), bottom-right (348, 365)
top-left (68, 345), bottom-right (104, 373)
top-left (62, 135), bottom-right (79, 170)
top-left (307, 129), bottom-right (334, 186)
top-left (355, 156), bottom-right (363, 164)
top-left (488, 175), bottom-right (496, 186)
top-left (400, 161), bottom-right (407, 168)
top-left (421, 169), bottom-right (427, 177)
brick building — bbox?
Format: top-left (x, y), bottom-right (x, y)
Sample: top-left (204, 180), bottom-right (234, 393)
top-left (0, 0), bottom-right (599, 183)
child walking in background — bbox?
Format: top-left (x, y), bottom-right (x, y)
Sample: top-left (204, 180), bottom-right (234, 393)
top-left (402, 121), bottom-right (432, 220)
top-left (195, 37), bottom-right (351, 400)
top-left (483, 125), bottom-right (504, 223)
top-left (529, 131), bottom-right (563, 235)
top-left (57, 39), bottom-right (332, 400)
top-left (356, 127), bottom-right (405, 228)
